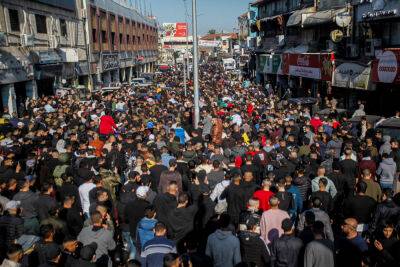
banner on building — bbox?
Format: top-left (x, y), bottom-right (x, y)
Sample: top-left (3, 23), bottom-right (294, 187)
top-left (263, 54), bottom-right (283, 74)
top-left (333, 61), bottom-right (373, 90)
top-left (372, 50), bottom-right (400, 84)
top-left (283, 53), bottom-right (333, 81)
top-left (198, 40), bottom-right (221, 47)
top-left (162, 23), bottom-right (188, 37)
top-left (258, 54), bottom-right (268, 72)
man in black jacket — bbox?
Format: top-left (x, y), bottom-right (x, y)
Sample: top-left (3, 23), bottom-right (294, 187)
top-left (154, 181), bottom-right (178, 225)
top-left (275, 179), bottom-right (294, 213)
top-left (370, 189), bottom-right (400, 234)
top-left (35, 182), bottom-right (57, 221)
top-left (238, 217), bottom-right (270, 267)
top-left (220, 173), bottom-right (244, 225)
top-left (270, 218), bottom-right (303, 267)
top-left (123, 185), bottom-right (150, 260)
top-left (0, 200), bottom-right (24, 247)
top-left (167, 193), bottom-right (198, 252)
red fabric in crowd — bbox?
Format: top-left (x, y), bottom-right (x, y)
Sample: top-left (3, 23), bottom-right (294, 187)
top-left (99, 115), bottom-right (117, 135)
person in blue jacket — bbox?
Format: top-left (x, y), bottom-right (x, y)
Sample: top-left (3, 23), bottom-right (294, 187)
top-left (285, 175), bottom-right (303, 221)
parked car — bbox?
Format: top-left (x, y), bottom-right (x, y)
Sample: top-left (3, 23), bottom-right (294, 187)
top-left (376, 117), bottom-right (400, 139)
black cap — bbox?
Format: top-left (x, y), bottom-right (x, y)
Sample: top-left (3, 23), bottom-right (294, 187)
top-left (281, 218), bottom-right (293, 232)
top-left (80, 242), bottom-right (98, 261)
top-left (44, 243), bottom-right (61, 260)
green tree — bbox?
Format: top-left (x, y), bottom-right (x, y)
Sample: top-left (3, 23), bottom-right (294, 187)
top-left (208, 29), bottom-right (216, 35)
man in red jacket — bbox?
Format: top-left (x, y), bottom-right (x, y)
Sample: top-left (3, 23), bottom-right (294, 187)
top-left (99, 110), bottom-right (117, 136)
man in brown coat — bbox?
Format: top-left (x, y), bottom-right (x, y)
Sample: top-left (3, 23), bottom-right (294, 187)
top-left (158, 159), bottom-right (183, 194)
top-left (211, 118), bottom-right (223, 145)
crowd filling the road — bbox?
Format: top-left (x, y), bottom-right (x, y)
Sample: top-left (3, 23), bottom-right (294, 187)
top-left (0, 63), bottom-right (399, 267)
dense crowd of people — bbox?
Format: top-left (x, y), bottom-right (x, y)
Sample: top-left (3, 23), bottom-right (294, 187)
top-left (0, 63), bottom-right (399, 267)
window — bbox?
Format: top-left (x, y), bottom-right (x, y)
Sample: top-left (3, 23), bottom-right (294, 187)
top-left (119, 33), bottom-right (123, 44)
top-left (8, 9), bottom-right (20, 32)
top-left (127, 35), bottom-right (130, 44)
top-left (92, 29), bottom-right (97, 42)
top-left (60, 19), bottom-right (67, 37)
top-left (101, 30), bottom-right (107, 43)
top-left (138, 36), bottom-right (140, 44)
top-left (35, 14), bottom-right (47, 34)
top-left (111, 32), bottom-right (115, 46)
top-left (133, 36), bottom-right (136, 45)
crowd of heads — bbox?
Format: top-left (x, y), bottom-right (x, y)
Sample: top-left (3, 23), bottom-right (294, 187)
top-left (0, 63), bottom-right (399, 267)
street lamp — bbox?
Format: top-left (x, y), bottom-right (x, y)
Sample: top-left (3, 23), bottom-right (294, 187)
top-left (192, 0), bottom-right (200, 129)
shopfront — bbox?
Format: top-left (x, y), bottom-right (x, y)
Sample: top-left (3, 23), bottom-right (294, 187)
top-left (331, 61), bottom-right (375, 110)
top-left (369, 49), bottom-right (400, 115)
top-left (101, 53), bottom-right (119, 84)
top-left (282, 53), bottom-right (333, 97)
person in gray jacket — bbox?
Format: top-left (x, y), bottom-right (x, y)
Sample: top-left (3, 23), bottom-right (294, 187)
top-left (377, 153), bottom-right (397, 189)
top-left (206, 214), bottom-right (241, 267)
top-left (77, 210), bottom-right (116, 267)
top-left (12, 178), bottom-right (39, 234)
top-left (298, 198), bottom-right (334, 242)
top-left (379, 135), bottom-right (392, 156)
top-left (304, 221), bottom-right (334, 267)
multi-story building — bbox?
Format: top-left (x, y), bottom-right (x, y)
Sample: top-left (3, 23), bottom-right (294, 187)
top-left (242, 0), bottom-right (399, 114)
top-left (84, 0), bottom-right (158, 86)
top-left (0, 0), bottom-right (86, 114)
top-left (0, 0), bottom-right (158, 115)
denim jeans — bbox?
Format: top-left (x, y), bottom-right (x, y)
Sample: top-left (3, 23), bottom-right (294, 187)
top-left (122, 231), bottom-right (136, 260)
top-left (380, 182), bottom-right (393, 190)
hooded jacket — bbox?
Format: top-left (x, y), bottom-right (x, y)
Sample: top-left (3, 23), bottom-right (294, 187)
top-left (238, 231), bottom-right (270, 267)
top-left (377, 158), bottom-right (397, 185)
top-left (206, 229), bottom-right (241, 267)
top-left (167, 205), bottom-right (198, 242)
top-left (379, 135), bottom-right (392, 156)
top-left (13, 190), bottom-right (38, 219)
top-left (137, 217), bottom-right (157, 247)
top-left (77, 226), bottom-right (116, 264)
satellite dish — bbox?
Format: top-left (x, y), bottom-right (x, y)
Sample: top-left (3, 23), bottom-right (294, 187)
top-left (331, 30), bottom-right (344, 43)
top-left (336, 11), bottom-right (352, 28)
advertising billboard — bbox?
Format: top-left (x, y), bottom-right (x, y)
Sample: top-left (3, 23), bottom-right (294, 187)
top-left (162, 23), bottom-right (188, 37)
top-left (372, 50), bottom-right (400, 84)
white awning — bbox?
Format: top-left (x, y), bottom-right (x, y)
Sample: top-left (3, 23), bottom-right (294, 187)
top-left (59, 48), bottom-right (78, 63)
top-left (302, 7), bottom-right (347, 27)
top-left (287, 7), bottom-right (315, 27)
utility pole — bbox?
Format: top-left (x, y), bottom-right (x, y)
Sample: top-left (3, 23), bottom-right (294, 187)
top-left (81, 0), bottom-right (93, 94)
top-left (192, 0), bottom-right (200, 128)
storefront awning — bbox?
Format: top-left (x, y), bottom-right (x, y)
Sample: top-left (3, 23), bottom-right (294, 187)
top-left (31, 50), bottom-right (62, 65)
top-left (302, 7), bottom-right (347, 27)
top-left (0, 47), bottom-right (33, 84)
top-left (59, 48), bottom-right (78, 63)
top-left (287, 7), bottom-right (315, 27)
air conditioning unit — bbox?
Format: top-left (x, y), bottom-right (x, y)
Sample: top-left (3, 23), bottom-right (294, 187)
top-left (346, 43), bottom-right (359, 58)
top-left (0, 32), bottom-right (7, 46)
top-left (365, 38), bottom-right (382, 57)
top-left (81, 8), bottom-right (87, 19)
top-left (49, 35), bottom-right (59, 48)
top-left (20, 34), bottom-right (34, 46)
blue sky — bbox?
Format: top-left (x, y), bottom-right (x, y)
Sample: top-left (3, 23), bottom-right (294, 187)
top-left (144, 0), bottom-right (249, 34)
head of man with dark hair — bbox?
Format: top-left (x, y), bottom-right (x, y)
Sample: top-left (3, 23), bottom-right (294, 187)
top-left (4, 244), bottom-right (23, 265)
top-left (154, 222), bottom-right (167, 237)
top-left (163, 253), bottom-right (181, 267)
top-left (355, 181), bottom-right (367, 195)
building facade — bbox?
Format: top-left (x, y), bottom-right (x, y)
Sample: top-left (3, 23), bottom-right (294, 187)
top-left (0, 0), bottom-right (158, 115)
top-left (241, 0), bottom-right (400, 115)
top-left (0, 0), bottom-right (86, 115)
top-left (85, 0), bottom-right (158, 86)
